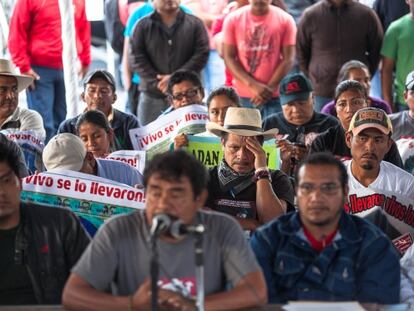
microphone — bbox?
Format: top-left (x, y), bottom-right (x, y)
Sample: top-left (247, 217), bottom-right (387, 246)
top-left (150, 213), bottom-right (172, 237)
top-left (170, 220), bottom-right (205, 239)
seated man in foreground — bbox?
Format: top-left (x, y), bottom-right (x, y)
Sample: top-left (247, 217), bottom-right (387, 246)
top-left (250, 152), bottom-right (400, 303)
top-left (0, 136), bottom-right (90, 305)
top-left (63, 150), bottom-right (267, 310)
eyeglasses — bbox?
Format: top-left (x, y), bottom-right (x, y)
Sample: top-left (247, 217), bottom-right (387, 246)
top-left (335, 98), bottom-right (366, 111)
top-left (0, 170), bottom-right (19, 188)
top-left (298, 183), bottom-right (341, 195)
top-left (170, 87), bottom-right (200, 101)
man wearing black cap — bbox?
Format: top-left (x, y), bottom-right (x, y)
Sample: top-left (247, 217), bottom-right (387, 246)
top-left (263, 72), bottom-right (339, 176)
top-left (58, 69), bottom-right (139, 150)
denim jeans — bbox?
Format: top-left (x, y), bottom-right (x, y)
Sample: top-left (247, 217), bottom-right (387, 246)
top-left (138, 91), bottom-right (169, 125)
top-left (240, 97), bottom-right (281, 120)
top-left (26, 65), bottom-right (66, 142)
top-left (202, 50), bottom-right (225, 95)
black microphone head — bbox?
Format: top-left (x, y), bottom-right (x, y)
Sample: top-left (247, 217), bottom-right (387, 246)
top-left (150, 213), bottom-right (171, 236)
top-left (170, 219), bottom-right (186, 239)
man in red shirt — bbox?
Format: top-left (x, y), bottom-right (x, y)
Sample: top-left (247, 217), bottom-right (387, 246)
top-left (8, 0), bottom-right (91, 142)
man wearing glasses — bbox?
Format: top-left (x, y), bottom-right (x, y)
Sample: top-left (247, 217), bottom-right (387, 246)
top-left (250, 152), bottom-right (400, 304)
top-left (310, 80), bottom-right (403, 168)
top-left (162, 70), bottom-right (205, 116)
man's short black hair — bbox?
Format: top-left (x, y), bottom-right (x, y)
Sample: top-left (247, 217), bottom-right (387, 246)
top-left (143, 150), bottom-right (208, 197)
top-left (295, 152), bottom-right (348, 190)
top-left (206, 86), bottom-right (241, 108)
top-left (167, 70), bottom-right (203, 95)
top-left (334, 80), bottom-right (367, 104)
top-left (0, 133), bottom-right (22, 178)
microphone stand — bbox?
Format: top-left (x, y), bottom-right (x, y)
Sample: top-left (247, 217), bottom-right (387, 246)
top-left (150, 235), bottom-right (159, 311)
top-left (194, 231), bottom-right (205, 311)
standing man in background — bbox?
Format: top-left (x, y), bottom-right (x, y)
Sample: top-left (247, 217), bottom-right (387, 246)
top-left (8, 0), bottom-right (91, 142)
top-left (222, 0), bottom-right (296, 119)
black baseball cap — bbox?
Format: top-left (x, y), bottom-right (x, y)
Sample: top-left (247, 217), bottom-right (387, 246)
top-left (279, 72), bottom-right (313, 106)
top-left (83, 69), bottom-right (116, 91)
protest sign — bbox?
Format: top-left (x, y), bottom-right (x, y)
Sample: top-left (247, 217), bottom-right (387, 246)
top-left (129, 104), bottom-right (208, 159)
top-left (21, 170), bottom-right (145, 235)
top-left (345, 187), bottom-right (414, 248)
top-left (106, 150), bottom-right (146, 174)
top-left (182, 136), bottom-right (280, 169)
top-left (396, 137), bottom-right (414, 175)
top-left (1, 129), bottom-right (44, 174)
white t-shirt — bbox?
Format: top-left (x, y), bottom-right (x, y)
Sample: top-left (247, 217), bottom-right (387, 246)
top-left (345, 160), bottom-right (414, 200)
top-left (344, 160), bottom-right (414, 237)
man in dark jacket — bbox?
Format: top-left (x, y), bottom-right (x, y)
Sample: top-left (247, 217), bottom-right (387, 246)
top-left (0, 137), bottom-right (90, 305)
top-left (58, 69), bottom-right (140, 150)
top-left (251, 152), bottom-right (400, 303)
top-left (128, 0), bottom-right (209, 125)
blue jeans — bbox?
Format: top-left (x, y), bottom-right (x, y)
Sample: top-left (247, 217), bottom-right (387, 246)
top-left (313, 95), bottom-right (332, 112)
top-left (26, 66), bottom-right (66, 142)
top-left (202, 50), bottom-right (225, 95)
top-left (240, 97), bottom-right (281, 120)
top-left (138, 92), bottom-right (169, 125)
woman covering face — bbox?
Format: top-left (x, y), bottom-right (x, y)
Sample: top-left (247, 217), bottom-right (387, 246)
top-left (76, 110), bottom-right (114, 158)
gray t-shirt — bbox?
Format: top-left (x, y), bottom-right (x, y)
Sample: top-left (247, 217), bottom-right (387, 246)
top-left (389, 111), bottom-right (414, 141)
top-left (72, 210), bottom-right (259, 297)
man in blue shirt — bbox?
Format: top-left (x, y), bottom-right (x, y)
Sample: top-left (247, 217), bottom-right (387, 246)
top-left (250, 152), bottom-right (400, 304)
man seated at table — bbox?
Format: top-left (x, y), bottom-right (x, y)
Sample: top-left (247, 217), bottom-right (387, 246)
top-left (0, 137), bottom-right (89, 305)
top-left (63, 150), bottom-right (267, 310)
top-left (205, 107), bottom-right (294, 233)
top-left (251, 152), bottom-right (400, 303)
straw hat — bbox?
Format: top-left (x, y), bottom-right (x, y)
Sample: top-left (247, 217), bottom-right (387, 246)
top-left (206, 107), bottom-right (278, 140)
top-left (0, 59), bottom-right (34, 92)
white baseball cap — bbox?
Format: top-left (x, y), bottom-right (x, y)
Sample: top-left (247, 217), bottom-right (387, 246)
top-left (43, 133), bottom-right (87, 171)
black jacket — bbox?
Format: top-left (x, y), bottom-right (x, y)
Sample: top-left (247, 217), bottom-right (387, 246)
top-left (129, 9), bottom-right (209, 97)
top-left (57, 108), bottom-right (139, 150)
top-left (15, 204), bottom-right (90, 304)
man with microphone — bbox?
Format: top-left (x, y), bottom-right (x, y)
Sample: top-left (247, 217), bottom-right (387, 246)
top-left (63, 150), bottom-right (267, 310)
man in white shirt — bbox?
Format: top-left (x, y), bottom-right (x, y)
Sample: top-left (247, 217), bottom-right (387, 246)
top-left (344, 107), bottom-right (414, 237)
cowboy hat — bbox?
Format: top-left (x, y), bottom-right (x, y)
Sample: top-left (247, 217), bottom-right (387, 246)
top-left (0, 59), bottom-right (34, 92)
top-left (206, 107), bottom-right (278, 140)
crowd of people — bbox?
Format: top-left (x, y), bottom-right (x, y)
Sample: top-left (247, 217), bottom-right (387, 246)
top-left (1, 0), bottom-right (414, 309)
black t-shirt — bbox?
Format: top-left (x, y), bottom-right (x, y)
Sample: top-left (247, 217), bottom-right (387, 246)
top-left (206, 167), bottom-right (295, 219)
top-left (262, 111), bottom-right (340, 143)
top-left (0, 226), bottom-right (37, 305)
top-left (310, 124), bottom-right (404, 168)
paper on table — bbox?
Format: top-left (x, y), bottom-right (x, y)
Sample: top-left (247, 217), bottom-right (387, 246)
top-left (282, 301), bottom-right (365, 311)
